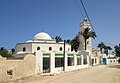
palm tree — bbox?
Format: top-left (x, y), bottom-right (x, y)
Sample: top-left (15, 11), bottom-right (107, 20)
top-left (66, 39), bottom-right (71, 44)
top-left (11, 48), bottom-right (15, 54)
top-left (55, 36), bottom-right (62, 43)
top-left (97, 42), bottom-right (105, 54)
top-left (114, 44), bottom-right (120, 57)
top-left (71, 33), bottom-right (80, 52)
top-left (0, 47), bottom-right (7, 51)
top-left (81, 27), bottom-right (96, 50)
top-left (104, 46), bottom-right (112, 55)
top-left (114, 44), bottom-right (120, 63)
top-left (0, 47), bottom-right (12, 58)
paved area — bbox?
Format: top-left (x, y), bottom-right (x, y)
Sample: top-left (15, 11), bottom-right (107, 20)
top-left (12, 65), bottom-right (120, 83)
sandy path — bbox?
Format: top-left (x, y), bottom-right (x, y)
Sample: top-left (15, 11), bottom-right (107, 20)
top-left (13, 65), bottom-right (120, 83)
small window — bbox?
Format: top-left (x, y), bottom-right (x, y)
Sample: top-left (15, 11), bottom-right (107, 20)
top-left (87, 41), bottom-right (89, 44)
top-left (110, 60), bottom-right (112, 63)
top-left (77, 57), bottom-right (81, 65)
top-left (37, 47), bottom-right (40, 50)
top-left (68, 57), bottom-right (74, 66)
top-left (113, 60), bottom-right (115, 62)
top-left (68, 48), bottom-right (70, 51)
top-left (60, 47), bottom-right (62, 51)
top-left (23, 47), bottom-right (26, 52)
top-left (55, 57), bottom-right (64, 68)
top-left (49, 47), bottom-right (52, 51)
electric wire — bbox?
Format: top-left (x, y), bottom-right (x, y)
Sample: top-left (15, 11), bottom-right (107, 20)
top-left (75, 0), bottom-right (115, 48)
top-left (79, 0), bottom-right (101, 43)
top-left (74, 0), bottom-right (84, 18)
top-left (80, 0), bottom-right (115, 47)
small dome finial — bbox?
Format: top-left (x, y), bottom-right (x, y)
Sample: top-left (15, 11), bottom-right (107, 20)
top-left (42, 28), bottom-right (44, 32)
top-left (83, 17), bottom-right (87, 22)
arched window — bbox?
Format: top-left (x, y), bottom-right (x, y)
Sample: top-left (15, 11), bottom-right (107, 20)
top-left (37, 47), bottom-right (40, 50)
top-left (23, 47), bottom-right (26, 52)
top-left (60, 47), bottom-right (62, 51)
top-left (87, 41), bottom-right (89, 44)
top-left (49, 47), bottom-right (52, 51)
top-left (68, 48), bottom-right (70, 51)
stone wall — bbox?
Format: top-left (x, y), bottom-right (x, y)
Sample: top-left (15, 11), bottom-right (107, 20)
top-left (0, 54), bottom-right (36, 82)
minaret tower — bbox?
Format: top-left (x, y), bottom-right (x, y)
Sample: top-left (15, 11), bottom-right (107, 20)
top-left (79, 18), bottom-right (92, 53)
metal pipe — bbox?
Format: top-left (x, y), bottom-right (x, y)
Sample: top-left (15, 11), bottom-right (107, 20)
top-left (63, 40), bottom-right (66, 71)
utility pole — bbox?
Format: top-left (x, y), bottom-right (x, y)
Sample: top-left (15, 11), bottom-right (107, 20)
top-left (63, 40), bottom-right (66, 71)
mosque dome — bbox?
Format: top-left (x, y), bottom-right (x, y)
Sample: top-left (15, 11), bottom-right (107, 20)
top-left (33, 32), bottom-right (52, 40)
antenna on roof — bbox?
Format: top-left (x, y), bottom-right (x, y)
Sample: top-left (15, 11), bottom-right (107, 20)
top-left (42, 28), bottom-right (44, 32)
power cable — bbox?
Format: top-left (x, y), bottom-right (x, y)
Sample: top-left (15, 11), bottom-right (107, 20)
top-left (74, 0), bottom-right (84, 18)
top-left (103, 42), bottom-right (116, 47)
top-left (79, 0), bottom-right (101, 43)
top-left (75, 0), bottom-right (115, 48)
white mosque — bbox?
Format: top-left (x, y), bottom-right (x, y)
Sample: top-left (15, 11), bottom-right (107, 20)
top-left (15, 18), bottom-right (92, 54)
top-left (15, 32), bottom-right (71, 54)
top-left (14, 18), bottom-right (96, 74)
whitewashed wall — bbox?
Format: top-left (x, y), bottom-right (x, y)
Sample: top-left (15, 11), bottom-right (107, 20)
top-left (35, 50), bottom-right (90, 74)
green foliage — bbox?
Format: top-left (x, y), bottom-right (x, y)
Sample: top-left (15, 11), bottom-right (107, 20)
top-left (118, 59), bottom-right (120, 63)
top-left (67, 27), bottom-right (96, 52)
top-left (81, 27), bottom-right (96, 50)
top-left (0, 47), bottom-right (13, 58)
top-left (66, 39), bottom-right (71, 44)
top-left (104, 46), bottom-right (112, 55)
top-left (71, 32), bottom-right (80, 52)
top-left (97, 42), bottom-right (112, 55)
top-left (66, 33), bottom-right (79, 52)
top-left (81, 28), bottom-right (96, 39)
top-left (11, 48), bottom-right (15, 54)
top-left (114, 44), bottom-right (120, 57)
top-left (55, 36), bottom-right (63, 43)
top-left (97, 42), bottom-right (105, 53)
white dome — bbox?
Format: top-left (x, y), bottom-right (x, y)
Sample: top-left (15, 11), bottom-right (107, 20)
top-left (26, 40), bottom-right (33, 42)
top-left (34, 32), bottom-right (52, 40)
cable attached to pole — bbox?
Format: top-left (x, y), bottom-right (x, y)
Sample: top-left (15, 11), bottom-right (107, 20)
top-left (79, 0), bottom-right (101, 43)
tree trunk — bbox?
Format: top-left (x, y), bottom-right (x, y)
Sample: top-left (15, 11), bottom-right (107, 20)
top-left (100, 48), bottom-right (102, 54)
top-left (85, 39), bottom-right (87, 50)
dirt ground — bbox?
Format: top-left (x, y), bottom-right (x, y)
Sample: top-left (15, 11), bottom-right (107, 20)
top-left (11, 65), bottom-right (120, 83)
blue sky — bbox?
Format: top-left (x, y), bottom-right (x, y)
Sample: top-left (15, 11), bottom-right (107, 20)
top-left (0, 0), bottom-right (120, 50)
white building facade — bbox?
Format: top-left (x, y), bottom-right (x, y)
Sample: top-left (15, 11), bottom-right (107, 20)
top-left (15, 32), bottom-right (71, 54)
top-left (15, 31), bottom-right (91, 74)
top-left (102, 54), bottom-right (119, 65)
top-left (35, 50), bottom-right (90, 74)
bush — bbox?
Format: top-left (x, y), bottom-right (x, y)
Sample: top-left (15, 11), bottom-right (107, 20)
top-left (118, 59), bottom-right (120, 63)
top-left (0, 47), bottom-right (13, 58)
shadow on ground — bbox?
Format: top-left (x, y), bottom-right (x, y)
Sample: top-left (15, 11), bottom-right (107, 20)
top-left (108, 64), bottom-right (120, 69)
